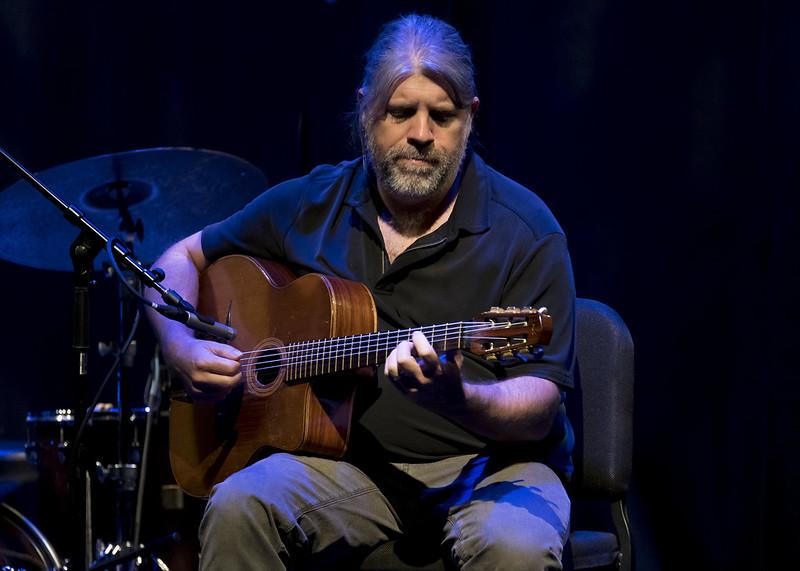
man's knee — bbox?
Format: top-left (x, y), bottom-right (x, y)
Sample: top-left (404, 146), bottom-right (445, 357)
top-left (203, 454), bottom-right (302, 533)
top-left (450, 515), bottom-right (566, 570)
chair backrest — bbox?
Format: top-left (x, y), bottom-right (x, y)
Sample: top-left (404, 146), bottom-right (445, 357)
top-left (569, 298), bottom-right (634, 496)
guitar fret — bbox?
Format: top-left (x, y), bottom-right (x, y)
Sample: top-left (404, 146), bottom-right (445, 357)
top-left (348, 334), bottom-right (353, 370)
top-left (294, 342), bottom-right (298, 380)
top-left (305, 340), bottom-right (311, 379)
top-left (296, 341), bottom-right (302, 380)
top-left (296, 342), bottom-right (302, 380)
top-left (318, 339), bottom-right (323, 376)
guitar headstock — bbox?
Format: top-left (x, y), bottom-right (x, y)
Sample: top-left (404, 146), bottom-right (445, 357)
top-left (468, 306), bottom-right (553, 363)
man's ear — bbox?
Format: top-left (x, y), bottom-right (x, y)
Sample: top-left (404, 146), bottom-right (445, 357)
top-left (470, 96), bottom-right (480, 115)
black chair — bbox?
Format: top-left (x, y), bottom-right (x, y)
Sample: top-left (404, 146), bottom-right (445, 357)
top-left (565, 298), bottom-right (634, 570)
top-left (359, 298), bottom-right (635, 570)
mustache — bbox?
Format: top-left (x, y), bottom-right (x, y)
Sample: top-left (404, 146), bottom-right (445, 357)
top-left (385, 147), bottom-right (445, 164)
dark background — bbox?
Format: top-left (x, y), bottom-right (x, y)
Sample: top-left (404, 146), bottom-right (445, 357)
top-left (1, 1), bottom-right (797, 569)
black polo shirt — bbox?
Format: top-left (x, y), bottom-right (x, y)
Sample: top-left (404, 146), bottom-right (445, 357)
top-left (201, 152), bottom-right (575, 470)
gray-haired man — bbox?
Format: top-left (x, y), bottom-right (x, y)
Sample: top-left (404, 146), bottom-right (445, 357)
top-left (150, 14), bottom-right (575, 570)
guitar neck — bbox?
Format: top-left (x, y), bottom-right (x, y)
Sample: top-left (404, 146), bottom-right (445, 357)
top-left (261, 322), bottom-right (481, 382)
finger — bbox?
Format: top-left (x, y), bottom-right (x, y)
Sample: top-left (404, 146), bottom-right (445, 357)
top-left (209, 342), bottom-right (242, 360)
top-left (412, 331), bottom-right (440, 373)
top-left (395, 340), bottom-right (423, 379)
top-left (384, 349), bottom-right (399, 378)
top-left (203, 356), bottom-right (241, 376)
top-left (193, 343), bottom-right (241, 375)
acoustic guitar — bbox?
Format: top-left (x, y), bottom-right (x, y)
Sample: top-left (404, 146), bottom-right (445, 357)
top-left (169, 255), bottom-right (553, 497)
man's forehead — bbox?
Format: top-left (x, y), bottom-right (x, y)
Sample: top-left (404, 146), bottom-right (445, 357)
top-left (387, 74), bottom-right (456, 107)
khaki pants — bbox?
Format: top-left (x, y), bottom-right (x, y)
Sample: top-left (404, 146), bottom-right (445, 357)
top-left (199, 452), bottom-right (570, 570)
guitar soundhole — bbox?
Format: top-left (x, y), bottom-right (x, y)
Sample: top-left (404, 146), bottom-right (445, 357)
top-left (244, 338), bottom-right (286, 396)
top-left (255, 347), bottom-right (282, 387)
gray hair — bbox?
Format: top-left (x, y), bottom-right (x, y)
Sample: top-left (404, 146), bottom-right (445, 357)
top-left (355, 14), bottom-right (477, 144)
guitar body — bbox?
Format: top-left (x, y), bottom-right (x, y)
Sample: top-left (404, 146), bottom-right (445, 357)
top-left (169, 255), bottom-right (377, 497)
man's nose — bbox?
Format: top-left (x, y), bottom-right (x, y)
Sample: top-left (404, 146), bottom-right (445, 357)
top-left (407, 113), bottom-right (434, 148)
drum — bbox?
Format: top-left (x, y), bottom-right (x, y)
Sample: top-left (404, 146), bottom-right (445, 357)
top-left (23, 407), bottom-right (152, 555)
top-left (25, 407), bottom-right (152, 469)
top-left (0, 502), bottom-right (62, 571)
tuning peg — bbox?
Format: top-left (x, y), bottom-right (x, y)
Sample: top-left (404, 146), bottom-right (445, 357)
top-left (499, 351), bottom-right (518, 366)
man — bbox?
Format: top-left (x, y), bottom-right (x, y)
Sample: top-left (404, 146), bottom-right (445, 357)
top-left (149, 14), bottom-right (575, 570)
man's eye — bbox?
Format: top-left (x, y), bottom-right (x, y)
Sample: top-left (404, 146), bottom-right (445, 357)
top-left (387, 108), bottom-right (413, 120)
top-left (431, 111), bottom-right (456, 124)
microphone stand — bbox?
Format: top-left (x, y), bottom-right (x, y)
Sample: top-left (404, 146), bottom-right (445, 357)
top-left (70, 227), bottom-right (102, 571)
top-left (0, 147), bottom-right (236, 570)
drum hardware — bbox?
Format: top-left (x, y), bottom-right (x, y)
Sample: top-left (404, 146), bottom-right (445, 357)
top-left (2, 147), bottom-right (265, 570)
top-left (89, 533), bottom-right (178, 571)
top-left (95, 464), bottom-right (138, 493)
top-left (131, 354), bottom-right (162, 550)
top-left (0, 502), bottom-right (63, 571)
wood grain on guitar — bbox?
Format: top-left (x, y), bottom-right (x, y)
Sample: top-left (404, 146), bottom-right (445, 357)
top-left (169, 255), bottom-right (552, 497)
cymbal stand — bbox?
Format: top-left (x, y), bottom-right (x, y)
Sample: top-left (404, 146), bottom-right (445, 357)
top-left (133, 350), bottom-right (163, 549)
top-left (0, 146), bottom-right (237, 570)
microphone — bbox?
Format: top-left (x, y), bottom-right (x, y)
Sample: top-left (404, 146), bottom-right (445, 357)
top-left (155, 304), bottom-right (236, 341)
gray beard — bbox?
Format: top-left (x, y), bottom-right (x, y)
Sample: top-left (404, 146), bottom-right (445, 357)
top-left (366, 136), bottom-right (467, 205)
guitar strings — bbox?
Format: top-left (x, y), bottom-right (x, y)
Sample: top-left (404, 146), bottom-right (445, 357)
top-left (245, 333), bottom-right (528, 377)
top-left (243, 332), bottom-right (515, 370)
top-left (237, 320), bottom-right (522, 363)
top-left (237, 321), bottom-right (512, 365)
top-left (237, 323), bottom-right (531, 374)
top-left (250, 336), bottom-right (524, 374)
top-left (240, 332), bottom-right (527, 370)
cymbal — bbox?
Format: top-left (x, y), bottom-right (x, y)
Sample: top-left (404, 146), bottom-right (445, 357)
top-left (0, 147), bottom-right (268, 271)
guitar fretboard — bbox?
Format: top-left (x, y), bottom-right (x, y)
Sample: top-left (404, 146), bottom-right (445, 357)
top-left (240, 321), bottom-right (504, 382)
